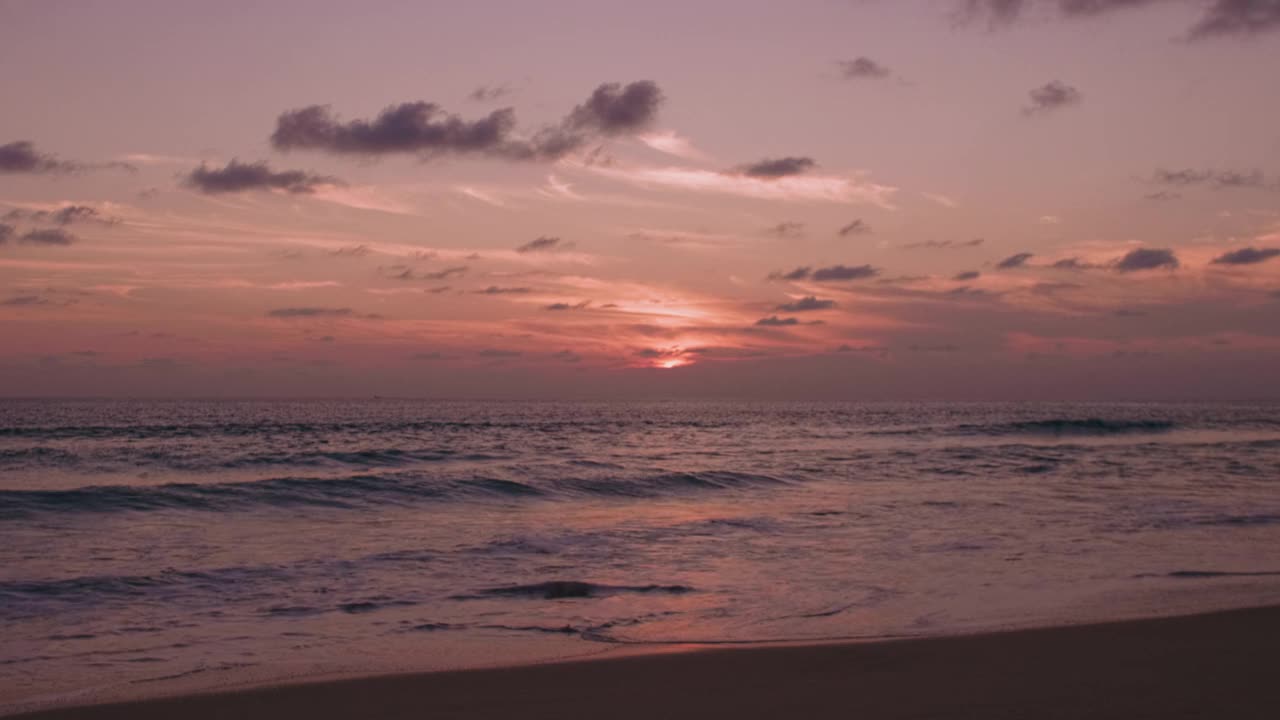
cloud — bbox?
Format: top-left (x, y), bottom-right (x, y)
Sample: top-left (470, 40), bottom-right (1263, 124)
top-left (769, 264), bottom-right (879, 282)
top-left (1188, 0), bottom-right (1280, 38)
top-left (813, 264), bottom-right (880, 281)
top-left (3, 205), bottom-right (115, 226)
top-left (1144, 190), bottom-right (1182, 201)
top-left (1211, 247), bottom-right (1280, 265)
top-left (1115, 247), bottom-right (1179, 272)
top-left (331, 244), bottom-right (372, 257)
top-left (478, 348), bottom-right (522, 358)
top-left (587, 164), bottom-right (897, 206)
top-left (1151, 168), bottom-right (1273, 190)
top-left (185, 159), bottom-right (341, 194)
top-left (0, 140), bottom-right (134, 175)
top-left (953, 270), bottom-right (981, 281)
top-left (19, 228), bottom-right (77, 246)
top-left (902, 238), bottom-right (985, 249)
top-left (469, 84), bottom-right (511, 102)
top-left (1052, 257), bottom-right (1100, 270)
top-left (637, 131), bottom-right (707, 160)
top-left (545, 300), bottom-right (590, 310)
top-left (776, 296), bottom-right (836, 312)
top-left (0, 223), bottom-right (12, 243)
top-left (0, 141), bottom-right (76, 174)
top-left (838, 57), bottom-right (891, 79)
top-left (272, 80), bottom-right (661, 162)
top-left (564, 80), bottom-right (663, 136)
top-left (475, 286), bottom-right (532, 294)
top-left (1, 295), bottom-right (49, 306)
top-left (735, 156), bottom-right (817, 179)
top-left (266, 307), bottom-right (355, 318)
top-left (996, 252), bottom-right (1034, 269)
top-left (755, 316), bottom-right (800, 326)
top-left (516, 235), bottom-right (569, 253)
top-left (421, 266), bottom-right (469, 280)
top-left (552, 350), bottom-right (582, 363)
top-left (1024, 81), bottom-right (1082, 115)
top-left (838, 219), bottom-right (871, 237)
top-left (767, 221), bottom-right (806, 239)
top-left (959, 0), bottom-right (1280, 39)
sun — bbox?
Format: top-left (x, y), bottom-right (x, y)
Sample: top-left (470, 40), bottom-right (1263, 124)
top-left (659, 358), bottom-right (689, 369)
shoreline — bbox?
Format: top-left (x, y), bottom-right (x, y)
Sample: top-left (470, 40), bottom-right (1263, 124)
top-left (13, 603), bottom-right (1280, 719)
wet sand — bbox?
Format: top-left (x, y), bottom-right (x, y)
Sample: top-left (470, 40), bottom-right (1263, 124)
top-left (15, 605), bottom-right (1280, 720)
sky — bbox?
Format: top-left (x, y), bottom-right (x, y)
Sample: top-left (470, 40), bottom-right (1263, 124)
top-left (2, 0), bottom-right (1279, 400)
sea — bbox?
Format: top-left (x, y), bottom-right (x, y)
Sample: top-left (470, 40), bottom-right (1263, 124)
top-left (3, 400), bottom-right (1280, 713)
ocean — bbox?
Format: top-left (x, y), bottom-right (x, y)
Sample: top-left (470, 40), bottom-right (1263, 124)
top-left (2, 400), bottom-right (1279, 712)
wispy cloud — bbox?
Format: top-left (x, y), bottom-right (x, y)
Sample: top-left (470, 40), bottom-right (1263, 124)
top-left (584, 163), bottom-right (897, 207)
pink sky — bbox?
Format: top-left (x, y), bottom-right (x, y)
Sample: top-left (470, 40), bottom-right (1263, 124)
top-left (2, 0), bottom-right (1279, 399)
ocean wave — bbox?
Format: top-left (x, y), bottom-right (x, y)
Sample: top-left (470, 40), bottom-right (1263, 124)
top-left (0, 469), bottom-right (788, 520)
top-left (454, 581), bottom-right (694, 600)
top-left (1136, 570), bottom-right (1280, 579)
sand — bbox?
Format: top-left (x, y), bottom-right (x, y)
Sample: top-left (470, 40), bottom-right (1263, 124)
top-left (14, 605), bottom-right (1280, 719)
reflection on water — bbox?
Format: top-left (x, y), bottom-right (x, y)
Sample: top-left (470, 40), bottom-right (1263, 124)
top-left (2, 400), bottom-right (1280, 712)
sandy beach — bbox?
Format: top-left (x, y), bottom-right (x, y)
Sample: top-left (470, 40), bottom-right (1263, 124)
top-left (13, 604), bottom-right (1280, 720)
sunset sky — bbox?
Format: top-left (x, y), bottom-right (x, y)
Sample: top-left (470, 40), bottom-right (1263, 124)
top-left (2, 0), bottom-right (1279, 399)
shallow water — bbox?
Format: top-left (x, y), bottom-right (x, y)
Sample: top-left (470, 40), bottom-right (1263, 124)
top-left (3, 400), bottom-right (1280, 712)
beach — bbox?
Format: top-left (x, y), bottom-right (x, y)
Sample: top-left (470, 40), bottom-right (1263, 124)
top-left (14, 604), bottom-right (1280, 719)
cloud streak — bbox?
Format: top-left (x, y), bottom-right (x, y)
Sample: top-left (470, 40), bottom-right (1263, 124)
top-left (271, 81), bottom-right (662, 162)
top-left (184, 160), bottom-right (342, 194)
top-left (1024, 81), bottom-right (1082, 115)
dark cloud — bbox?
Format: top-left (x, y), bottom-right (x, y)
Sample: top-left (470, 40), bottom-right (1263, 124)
top-left (3, 205), bottom-right (114, 226)
top-left (902, 238), bottom-right (985, 249)
top-left (770, 265), bottom-right (880, 282)
top-left (564, 81), bottom-right (663, 135)
top-left (1211, 247), bottom-right (1280, 265)
top-left (266, 307), bottom-right (355, 318)
top-left (838, 57), bottom-right (891, 79)
top-left (838, 219), bottom-right (871, 237)
top-left (1151, 168), bottom-right (1272, 190)
top-left (735, 156), bottom-right (817, 179)
top-left (1144, 190), bottom-right (1182, 201)
top-left (776, 296), bottom-right (836, 312)
top-left (0, 223), bottom-right (12, 243)
top-left (959, 0), bottom-right (1280, 38)
top-left (953, 270), bottom-right (982, 281)
top-left (469, 84), bottom-right (512, 102)
top-left (545, 300), bottom-right (590, 311)
top-left (0, 141), bottom-right (75, 174)
top-left (272, 103), bottom-right (521, 157)
top-left (272, 81), bottom-right (661, 162)
top-left (996, 252), bottom-right (1034, 269)
top-left (812, 264), bottom-right (880, 281)
top-left (1052, 257), bottom-right (1099, 270)
top-left (552, 350), bottom-right (582, 363)
top-left (1189, 0), bottom-right (1280, 38)
top-left (1, 295), bottom-right (49, 306)
top-left (767, 221), bottom-right (806, 239)
top-left (478, 349), bottom-right (522, 358)
top-left (516, 236), bottom-right (569, 253)
top-left (755, 316), bottom-right (800, 326)
top-left (1115, 247), bottom-right (1179, 272)
top-left (1024, 81), bottom-right (1082, 115)
top-left (0, 140), bottom-right (134, 175)
top-left (19, 228), bottom-right (77, 246)
top-left (475, 286), bottom-right (532, 295)
top-left (185, 159), bottom-right (341, 194)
